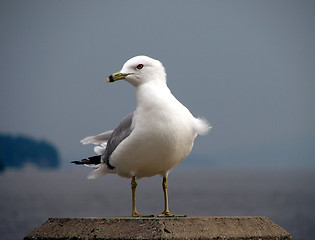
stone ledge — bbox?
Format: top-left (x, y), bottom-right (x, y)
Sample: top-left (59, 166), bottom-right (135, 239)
top-left (24, 216), bottom-right (292, 240)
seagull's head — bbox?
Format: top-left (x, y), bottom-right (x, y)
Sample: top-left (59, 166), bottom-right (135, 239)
top-left (106, 56), bottom-right (166, 87)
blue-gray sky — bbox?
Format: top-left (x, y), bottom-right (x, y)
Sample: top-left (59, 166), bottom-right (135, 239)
top-left (0, 0), bottom-right (314, 167)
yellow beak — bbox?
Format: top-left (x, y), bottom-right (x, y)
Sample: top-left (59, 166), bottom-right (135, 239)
top-left (106, 71), bottom-right (129, 83)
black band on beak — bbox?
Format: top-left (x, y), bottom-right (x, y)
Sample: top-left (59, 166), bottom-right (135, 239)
top-left (108, 75), bottom-right (114, 82)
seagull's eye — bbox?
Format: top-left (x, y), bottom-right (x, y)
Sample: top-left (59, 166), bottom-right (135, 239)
top-left (136, 64), bottom-right (144, 69)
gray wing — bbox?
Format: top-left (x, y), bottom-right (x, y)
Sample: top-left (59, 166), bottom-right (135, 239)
top-left (102, 112), bottom-right (134, 169)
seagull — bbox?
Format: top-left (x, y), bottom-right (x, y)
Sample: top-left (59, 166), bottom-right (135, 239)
top-left (72, 56), bottom-right (211, 217)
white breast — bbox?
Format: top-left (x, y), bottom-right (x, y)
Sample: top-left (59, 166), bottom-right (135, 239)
top-left (110, 83), bottom-right (198, 178)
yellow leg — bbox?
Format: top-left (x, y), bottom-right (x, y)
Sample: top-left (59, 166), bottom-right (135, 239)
top-left (158, 176), bottom-right (186, 217)
top-left (131, 176), bottom-right (138, 217)
top-left (131, 176), bottom-right (153, 217)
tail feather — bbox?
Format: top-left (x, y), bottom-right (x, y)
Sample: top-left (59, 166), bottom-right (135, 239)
top-left (88, 163), bottom-right (111, 179)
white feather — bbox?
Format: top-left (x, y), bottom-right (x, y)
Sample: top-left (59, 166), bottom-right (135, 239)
top-left (194, 117), bottom-right (212, 136)
top-left (94, 142), bottom-right (107, 155)
top-left (81, 130), bottom-right (113, 145)
top-left (87, 163), bottom-right (112, 179)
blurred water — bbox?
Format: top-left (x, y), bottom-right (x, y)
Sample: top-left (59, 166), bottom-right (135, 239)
top-left (0, 166), bottom-right (314, 240)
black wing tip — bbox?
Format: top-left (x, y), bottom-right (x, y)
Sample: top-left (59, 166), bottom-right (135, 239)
top-left (71, 159), bottom-right (88, 165)
top-left (71, 155), bottom-right (101, 165)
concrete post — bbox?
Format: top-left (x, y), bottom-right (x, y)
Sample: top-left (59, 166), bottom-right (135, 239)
top-left (24, 216), bottom-right (292, 240)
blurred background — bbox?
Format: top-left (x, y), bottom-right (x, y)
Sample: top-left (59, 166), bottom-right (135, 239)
top-left (0, 1), bottom-right (314, 239)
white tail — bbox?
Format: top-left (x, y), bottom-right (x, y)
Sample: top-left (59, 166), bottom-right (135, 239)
top-left (87, 163), bottom-right (112, 179)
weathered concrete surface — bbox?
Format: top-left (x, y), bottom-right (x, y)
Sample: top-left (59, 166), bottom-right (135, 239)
top-left (24, 216), bottom-right (292, 240)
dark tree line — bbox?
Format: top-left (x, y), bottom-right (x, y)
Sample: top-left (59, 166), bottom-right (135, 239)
top-left (0, 134), bottom-right (60, 171)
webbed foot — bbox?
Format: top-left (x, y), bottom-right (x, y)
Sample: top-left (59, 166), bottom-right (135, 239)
top-left (132, 210), bottom-right (154, 217)
top-left (158, 210), bottom-right (186, 217)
